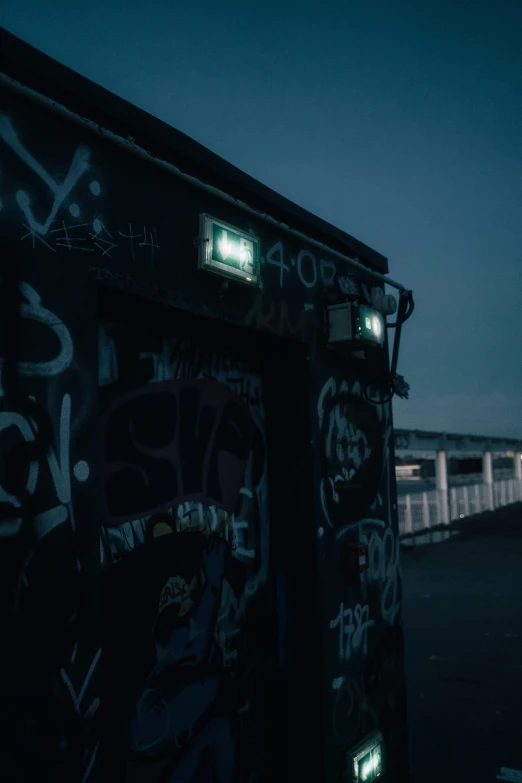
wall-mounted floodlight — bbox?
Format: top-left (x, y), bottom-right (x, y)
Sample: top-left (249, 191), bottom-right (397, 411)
top-left (198, 214), bottom-right (260, 286)
top-left (335, 275), bottom-right (397, 317)
top-left (327, 302), bottom-right (385, 348)
top-left (335, 274), bottom-right (361, 301)
top-left (348, 730), bottom-right (384, 781)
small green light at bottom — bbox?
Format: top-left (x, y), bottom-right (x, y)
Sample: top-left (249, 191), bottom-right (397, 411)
top-left (359, 747), bottom-right (382, 781)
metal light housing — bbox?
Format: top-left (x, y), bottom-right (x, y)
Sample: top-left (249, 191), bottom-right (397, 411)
top-left (327, 302), bottom-right (385, 348)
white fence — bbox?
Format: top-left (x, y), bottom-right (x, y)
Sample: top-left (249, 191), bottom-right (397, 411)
top-left (398, 477), bottom-right (522, 544)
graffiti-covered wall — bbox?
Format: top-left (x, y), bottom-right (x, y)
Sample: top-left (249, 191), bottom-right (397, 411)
top-left (0, 45), bottom-right (407, 783)
top-left (97, 318), bottom-right (280, 781)
top-left (314, 368), bottom-right (408, 781)
top-left (0, 88), bottom-right (379, 346)
top-left (0, 249), bottom-right (101, 780)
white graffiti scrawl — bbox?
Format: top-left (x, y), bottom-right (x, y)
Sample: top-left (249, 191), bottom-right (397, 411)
top-left (18, 282), bottom-right (73, 377)
top-left (0, 115), bottom-right (99, 235)
top-left (317, 376), bottom-right (389, 529)
top-left (0, 283), bottom-right (76, 539)
top-left (329, 601), bottom-right (375, 662)
top-left (361, 523), bottom-right (401, 626)
top-left (0, 281), bottom-right (73, 399)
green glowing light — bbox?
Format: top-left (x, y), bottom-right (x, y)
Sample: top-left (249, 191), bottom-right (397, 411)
top-left (360, 750), bottom-right (381, 780)
top-left (199, 214), bottom-right (260, 286)
top-left (358, 305), bottom-right (385, 346)
top-left (349, 730), bottom-right (384, 783)
top-left (213, 227), bottom-right (255, 272)
top-left (372, 315), bottom-right (382, 338)
top-left (358, 747), bottom-right (382, 781)
top-left (217, 231), bottom-right (232, 260)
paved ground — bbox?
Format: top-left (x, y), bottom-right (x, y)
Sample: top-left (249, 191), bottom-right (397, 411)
top-left (401, 503), bottom-right (522, 783)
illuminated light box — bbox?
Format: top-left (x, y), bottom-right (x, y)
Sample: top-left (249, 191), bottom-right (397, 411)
top-left (198, 214), bottom-right (260, 286)
top-left (327, 303), bottom-right (385, 349)
top-left (348, 730), bottom-right (384, 782)
top-left (357, 305), bottom-right (385, 347)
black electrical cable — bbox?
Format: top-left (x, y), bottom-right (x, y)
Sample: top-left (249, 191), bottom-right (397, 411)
top-left (387, 290), bottom-right (415, 328)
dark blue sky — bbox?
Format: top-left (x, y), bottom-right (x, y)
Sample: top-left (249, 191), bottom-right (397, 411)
top-left (2, 0), bottom-right (521, 437)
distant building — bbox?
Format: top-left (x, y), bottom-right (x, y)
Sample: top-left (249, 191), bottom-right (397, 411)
top-left (395, 464), bottom-right (422, 479)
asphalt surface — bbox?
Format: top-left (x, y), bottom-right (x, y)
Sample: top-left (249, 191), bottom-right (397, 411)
top-left (401, 503), bottom-right (522, 783)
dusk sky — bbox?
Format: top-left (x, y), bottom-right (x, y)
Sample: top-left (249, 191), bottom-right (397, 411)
top-left (2, 0), bottom-right (521, 438)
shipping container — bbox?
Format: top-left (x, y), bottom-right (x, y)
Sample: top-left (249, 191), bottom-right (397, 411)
top-left (0, 27), bottom-right (412, 783)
